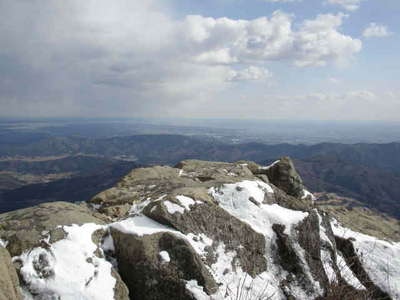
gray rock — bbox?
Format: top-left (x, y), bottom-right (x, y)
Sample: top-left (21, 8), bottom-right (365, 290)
top-left (89, 159), bottom-right (311, 220)
top-left (264, 157), bottom-right (305, 198)
top-left (110, 228), bottom-right (218, 300)
top-left (0, 201), bottom-right (106, 257)
top-left (0, 247), bottom-right (23, 300)
top-left (143, 192), bottom-right (267, 276)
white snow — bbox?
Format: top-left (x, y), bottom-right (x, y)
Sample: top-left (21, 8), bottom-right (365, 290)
top-left (129, 198), bottom-right (151, 215)
top-left (16, 223), bottom-right (116, 300)
top-left (176, 195), bottom-right (196, 210)
top-left (155, 194), bottom-right (167, 201)
top-left (335, 252), bottom-right (365, 289)
top-left (164, 200), bottom-right (185, 214)
top-left (0, 239), bottom-right (8, 248)
top-left (186, 233), bottom-right (213, 257)
top-left (301, 189), bottom-right (316, 201)
top-left (207, 180), bottom-right (325, 299)
top-left (320, 249), bottom-right (337, 283)
top-left (159, 251), bottom-right (171, 263)
top-left (317, 213), bottom-right (364, 289)
top-left (110, 215), bottom-right (177, 237)
top-left (258, 160), bottom-right (280, 170)
top-left (209, 180), bottom-right (307, 236)
top-left (207, 243), bottom-right (284, 300)
top-left (332, 220), bottom-right (400, 299)
top-left (185, 280), bottom-right (211, 300)
top-left (101, 233), bottom-right (115, 252)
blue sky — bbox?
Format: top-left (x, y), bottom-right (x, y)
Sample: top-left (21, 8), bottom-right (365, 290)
top-left (0, 0), bottom-right (399, 120)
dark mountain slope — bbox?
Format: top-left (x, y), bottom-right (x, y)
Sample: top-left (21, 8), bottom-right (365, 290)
top-left (294, 157), bottom-right (400, 218)
top-left (0, 160), bottom-right (139, 213)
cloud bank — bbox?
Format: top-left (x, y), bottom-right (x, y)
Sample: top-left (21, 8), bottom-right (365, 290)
top-left (0, 0), bottom-right (385, 120)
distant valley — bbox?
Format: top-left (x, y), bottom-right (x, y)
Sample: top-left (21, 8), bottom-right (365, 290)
top-left (1, 133), bottom-right (400, 219)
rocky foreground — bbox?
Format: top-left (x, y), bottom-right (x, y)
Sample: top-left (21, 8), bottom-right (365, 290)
top-left (0, 158), bottom-right (399, 300)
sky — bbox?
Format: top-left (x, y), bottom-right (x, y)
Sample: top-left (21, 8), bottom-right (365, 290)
top-left (0, 0), bottom-right (399, 121)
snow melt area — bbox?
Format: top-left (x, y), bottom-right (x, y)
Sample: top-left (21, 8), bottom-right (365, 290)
top-left (332, 219), bottom-right (400, 299)
top-left (209, 180), bottom-right (307, 236)
top-left (15, 223), bottom-right (117, 300)
top-left (159, 251), bottom-right (171, 263)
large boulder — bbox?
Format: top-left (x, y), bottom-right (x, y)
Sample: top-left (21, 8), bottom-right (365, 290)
top-left (263, 157), bottom-right (305, 198)
top-left (0, 201), bottom-right (106, 257)
top-left (110, 228), bottom-right (218, 300)
top-left (143, 191), bottom-right (268, 276)
top-left (0, 247), bottom-right (23, 300)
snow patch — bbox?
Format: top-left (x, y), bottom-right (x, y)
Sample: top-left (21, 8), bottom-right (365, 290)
top-left (101, 233), bottom-right (115, 252)
top-left (332, 220), bottom-right (400, 299)
top-left (159, 251), bottom-right (171, 263)
top-left (15, 223), bottom-right (116, 300)
top-left (301, 189), bottom-right (316, 201)
top-left (176, 195), bottom-right (196, 210)
top-left (130, 198), bottom-right (151, 215)
top-left (321, 249), bottom-right (337, 283)
top-left (110, 215), bottom-right (178, 237)
top-left (209, 180), bottom-right (306, 236)
top-left (186, 233), bottom-right (213, 257)
top-left (0, 239), bottom-right (8, 248)
top-left (259, 160), bottom-right (280, 170)
top-left (164, 200), bottom-right (185, 214)
top-left (186, 280), bottom-right (211, 300)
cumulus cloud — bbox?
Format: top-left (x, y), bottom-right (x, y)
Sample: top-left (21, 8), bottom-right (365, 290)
top-left (327, 0), bottom-right (364, 11)
top-left (0, 0), bottom-right (362, 118)
top-left (227, 66), bottom-right (272, 81)
top-left (363, 23), bottom-right (392, 38)
top-left (182, 12), bottom-right (361, 67)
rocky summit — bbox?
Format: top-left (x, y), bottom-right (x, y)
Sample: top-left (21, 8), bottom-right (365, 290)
top-left (0, 157), bottom-right (399, 300)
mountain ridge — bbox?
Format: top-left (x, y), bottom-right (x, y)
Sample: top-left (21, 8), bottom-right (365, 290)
top-left (1, 157), bottom-right (399, 300)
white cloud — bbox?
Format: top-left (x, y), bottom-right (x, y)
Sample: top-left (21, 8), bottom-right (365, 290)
top-left (293, 13), bottom-right (362, 66)
top-left (327, 0), bottom-right (364, 11)
top-left (0, 0), bottom-right (363, 118)
top-left (227, 66), bottom-right (272, 81)
top-left (363, 23), bottom-right (392, 38)
top-left (182, 12), bottom-right (361, 67)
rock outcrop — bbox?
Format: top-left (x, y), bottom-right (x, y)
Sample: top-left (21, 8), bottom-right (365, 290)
top-left (110, 229), bottom-right (217, 300)
top-left (0, 247), bottom-right (23, 300)
top-left (1, 157), bottom-right (399, 300)
top-left (0, 201), bottom-right (106, 257)
top-left (262, 156), bottom-right (305, 198)
top-left (0, 202), bottom-right (129, 299)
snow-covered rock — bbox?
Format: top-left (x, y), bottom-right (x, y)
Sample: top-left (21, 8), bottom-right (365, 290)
top-left (0, 158), bottom-right (398, 300)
